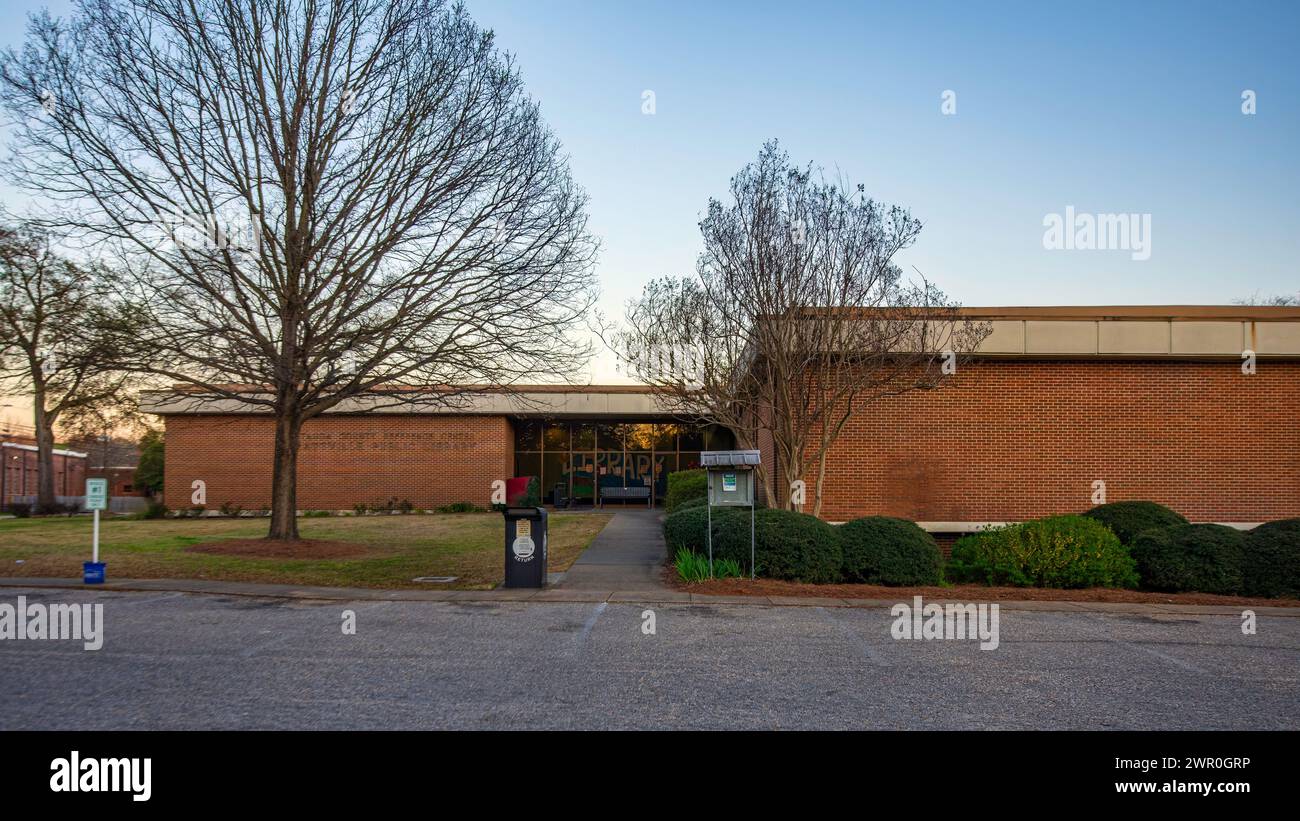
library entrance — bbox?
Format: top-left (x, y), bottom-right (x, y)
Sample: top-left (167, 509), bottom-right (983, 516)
top-left (512, 420), bottom-right (735, 507)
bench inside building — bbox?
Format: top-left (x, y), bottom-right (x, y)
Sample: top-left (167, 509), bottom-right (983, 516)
top-left (599, 485), bottom-right (651, 508)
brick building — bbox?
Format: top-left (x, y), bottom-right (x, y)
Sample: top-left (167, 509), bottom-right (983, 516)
top-left (86, 466), bottom-right (147, 499)
top-left (150, 388), bottom-right (731, 512)
top-left (73, 435), bottom-right (148, 500)
top-left (0, 435), bottom-right (89, 508)
top-left (143, 307), bottom-right (1300, 528)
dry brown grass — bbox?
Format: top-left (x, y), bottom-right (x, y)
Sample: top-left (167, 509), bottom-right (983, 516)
top-left (0, 511), bottom-right (612, 589)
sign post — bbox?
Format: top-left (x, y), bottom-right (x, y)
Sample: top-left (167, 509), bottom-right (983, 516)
top-left (702, 450), bottom-right (760, 580)
top-left (84, 478), bottom-right (108, 584)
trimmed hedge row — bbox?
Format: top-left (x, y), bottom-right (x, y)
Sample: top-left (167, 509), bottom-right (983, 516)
top-left (1123, 517), bottom-right (1300, 598)
top-left (747, 509), bottom-right (842, 583)
top-left (664, 507), bottom-right (939, 585)
top-left (673, 496), bottom-right (708, 512)
top-left (1130, 524), bottom-right (1245, 595)
top-left (662, 504), bottom-right (729, 555)
top-left (664, 495), bottom-right (1300, 598)
top-left (839, 517), bottom-right (942, 586)
top-left (1244, 519), bottom-right (1300, 598)
top-left (1083, 501), bottom-right (1188, 545)
top-left (664, 470), bottom-right (706, 513)
top-left (1086, 502), bottom-right (1300, 598)
top-left (662, 505), bottom-right (841, 583)
top-left (948, 515), bottom-right (1139, 589)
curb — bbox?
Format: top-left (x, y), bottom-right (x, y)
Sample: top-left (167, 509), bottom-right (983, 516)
top-left (1, 576), bottom-right (1297, 617)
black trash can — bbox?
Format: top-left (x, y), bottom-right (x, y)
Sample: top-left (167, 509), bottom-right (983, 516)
top-left (503, 506), bottom-right (548, 588)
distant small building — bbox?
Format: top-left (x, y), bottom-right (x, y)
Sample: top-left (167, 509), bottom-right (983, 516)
top-left (71, 434), bottom-right (148, 510)
top-left (87, 466), bottom-right (146, 498)
top-left (0, 435), bottom-right (89, 508)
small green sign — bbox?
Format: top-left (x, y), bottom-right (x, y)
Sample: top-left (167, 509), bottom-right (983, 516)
top-left (722, 472), bottom-right (737, 492)
top-left (85, 478), bottom-right (109, 511)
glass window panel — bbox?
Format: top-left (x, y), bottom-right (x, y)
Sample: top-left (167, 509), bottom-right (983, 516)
top-left (570, 453), bottom-right (596, 501)
top-left (542, 452), bottom-right (569, 504)
top-left (514, 452), bottom-right (541, 480)
top-left (514, 420), bottom-right (541, 451)
top-left (652, 424), bottom-right (678, 451)
top-left (597, 452), bottom-right (624, 488)
top-left (573, 424), bottom-right (595, 450)
top-left (624, 424), bottom-right (654, 452)
top-left (654, 453), bottom-right (677, 500)
top-left (596, 424), bottom-right (622, 450)
top-left (543, 422), bottom-right (570, 451)
top-left (678, 426), bottom-right (704, 450)
top-left (627, 452), bottom-right (653, 487)
top-left (678, 451), bottom-right (702, 471)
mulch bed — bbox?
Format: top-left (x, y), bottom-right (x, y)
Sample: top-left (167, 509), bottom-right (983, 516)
top-left (665, 568), bottom-right (1300, 607)
top-left (186, 539), bottom-right (380, 560)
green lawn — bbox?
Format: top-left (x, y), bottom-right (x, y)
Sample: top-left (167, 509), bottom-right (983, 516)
top-left (0, 512), bottom-right (611, 590)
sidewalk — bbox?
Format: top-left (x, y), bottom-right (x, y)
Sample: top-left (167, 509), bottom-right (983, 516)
top-left (2, 576), bottom-right (1297, 616)
top-left (553, 508), bottom-right (667, 591)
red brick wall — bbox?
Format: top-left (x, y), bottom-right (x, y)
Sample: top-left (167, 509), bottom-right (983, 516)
top-left (88, 468), bottom-right (146, 497)
top-left (1, 442), bottom-right (87, 503)
top-left (163, 414), bottom-right (514, 511)
top-left (159, 360), bottom-right (1300, 522)
top-left (806, 360), bottom-right (1300, 524)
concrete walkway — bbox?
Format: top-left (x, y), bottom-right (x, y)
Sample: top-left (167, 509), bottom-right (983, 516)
top-left (554, 509), bottom-right (667, 591)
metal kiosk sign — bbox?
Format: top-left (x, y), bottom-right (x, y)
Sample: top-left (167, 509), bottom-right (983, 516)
top-left (702, 450), bottom-right (760, 580)
top-left (84, 478), bottom-right (108, 584)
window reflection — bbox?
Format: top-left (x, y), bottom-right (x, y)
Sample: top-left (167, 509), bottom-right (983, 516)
top-left (623, 424), bottom-right (655, 452)
top-left (515, 420), bottom-right (541, 451)
top-left (652, 424), bottom-right (678, 451)
top-left (678, 426), bottom-right (704, 450)
top-left (543, 422), bottom-right (570, 450)
top-left (596, 424), bottom-right (622, 450)
top-left (513, 418), bottom-right (729, 506)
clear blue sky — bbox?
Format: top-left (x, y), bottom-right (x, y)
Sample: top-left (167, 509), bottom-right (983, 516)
top-left (2, 0), bottom-right (1297, 388)
top-left (461, 1), bottom-right (1299, 317)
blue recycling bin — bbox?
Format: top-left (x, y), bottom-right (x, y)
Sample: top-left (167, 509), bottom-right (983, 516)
top-left (83, 561), bottom-right (106, 585)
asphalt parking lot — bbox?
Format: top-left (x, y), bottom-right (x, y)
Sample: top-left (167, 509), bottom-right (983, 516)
top-left (1, 587), bottom-right (1296, 730)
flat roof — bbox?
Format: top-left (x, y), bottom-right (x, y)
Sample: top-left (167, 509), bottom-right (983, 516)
top-left (952, 305), bottom-right (1300, 320)
top-left (139, 305), bottom-right (1300, 415)
top-left (2, 442), bottom-right (89, 458)
top-left (141, 386), bottom-right (686, 417)
top-left (796, 305), bottom-right (1300, 320)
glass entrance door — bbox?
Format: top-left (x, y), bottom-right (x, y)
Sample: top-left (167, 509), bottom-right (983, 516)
top-left (515, 420), bottom-right (735, 507)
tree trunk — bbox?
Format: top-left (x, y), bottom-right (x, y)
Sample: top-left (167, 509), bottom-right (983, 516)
top-left (812, 444), bottom-right (828, 518)
top-left (777, 449), bottom-right (802, 511)
top-left (33, 400), bottom-right (58, 513)
top-left (267, 408), bottom-right (302, 540)
top-left (737, 427), bottom-right (775, 509)
top-left (811, 404), bottom-right (853, 518)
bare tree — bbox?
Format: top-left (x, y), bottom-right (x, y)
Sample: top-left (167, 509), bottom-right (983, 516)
top-left (615, 142), bottom-right (987, 515)
top-left (1, 0), bottom-right (598, 538)
top-left (60, 396), bottom-right (150, 468)
top-left (0, 224), bottom-right (138, 512)
top-left (1235, 292), bottom-right (1300, 307)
